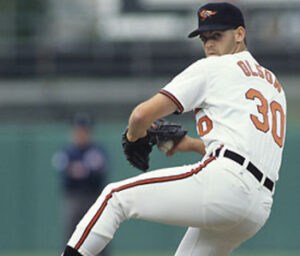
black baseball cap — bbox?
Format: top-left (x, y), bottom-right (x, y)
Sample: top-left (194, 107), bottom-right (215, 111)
top-left (72, 112), bottom-right (94, 128)
top-left (188, 2), bottom-right (245, 38)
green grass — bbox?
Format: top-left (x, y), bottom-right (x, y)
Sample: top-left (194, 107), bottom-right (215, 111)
top-left (0, 250), bottom-right (300, 256)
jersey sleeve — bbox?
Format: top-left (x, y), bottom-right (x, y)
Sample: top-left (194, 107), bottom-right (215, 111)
top-left (159, 60), bottom-right (208, 113)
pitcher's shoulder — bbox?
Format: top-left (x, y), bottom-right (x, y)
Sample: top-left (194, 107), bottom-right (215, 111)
top-left (188, 52), bottom-right (248, 73)
top-left (201, 53), bottom-right (238, 65)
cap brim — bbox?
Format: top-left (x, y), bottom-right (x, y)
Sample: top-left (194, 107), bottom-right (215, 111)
top-left (188, 24), bottom-right (234, 38)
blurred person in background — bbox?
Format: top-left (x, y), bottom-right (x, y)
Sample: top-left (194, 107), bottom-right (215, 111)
top-left (52, 113), bottom-right (110, 256)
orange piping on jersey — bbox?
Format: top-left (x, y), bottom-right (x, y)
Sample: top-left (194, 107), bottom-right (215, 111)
top-left (74, 155), bottom-right (216, 250)
top-left (159, 89), bottom-right (184, 113)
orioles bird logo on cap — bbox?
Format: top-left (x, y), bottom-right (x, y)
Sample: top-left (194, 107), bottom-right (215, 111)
top-left (199, 9), bottom-right (217, 21)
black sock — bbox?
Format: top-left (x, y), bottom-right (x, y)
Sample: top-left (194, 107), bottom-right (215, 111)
top-left (62, 245), bottom-right (83, 256)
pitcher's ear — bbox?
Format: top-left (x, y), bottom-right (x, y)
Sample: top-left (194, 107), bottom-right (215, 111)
top-left (234, 26), bottom-right (246, 43)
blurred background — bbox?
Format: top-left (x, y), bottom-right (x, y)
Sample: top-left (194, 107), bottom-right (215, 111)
top-left (0, 0), bottom-right (299, 255)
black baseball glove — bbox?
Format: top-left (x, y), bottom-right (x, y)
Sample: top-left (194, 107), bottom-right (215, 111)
top-left (122, 119), bottom-right (188, 171)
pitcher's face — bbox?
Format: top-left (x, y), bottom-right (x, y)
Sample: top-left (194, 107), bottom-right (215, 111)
top-left (200, 27), bottom-right (246, 57)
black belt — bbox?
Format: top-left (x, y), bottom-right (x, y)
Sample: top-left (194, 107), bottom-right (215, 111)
top-left (210, 148), bottom-right (274, 192)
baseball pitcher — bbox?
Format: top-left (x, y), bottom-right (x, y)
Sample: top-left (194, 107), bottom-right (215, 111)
top-left (62, 2), bottom-right (286, 256)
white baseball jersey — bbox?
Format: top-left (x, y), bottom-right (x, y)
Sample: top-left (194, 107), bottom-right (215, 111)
top-left (160, 51), bottom-right (286, 181)
top-left (66, 51), bottom-right (285, 256)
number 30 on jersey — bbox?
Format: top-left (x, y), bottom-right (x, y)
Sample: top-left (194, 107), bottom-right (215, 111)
top-left (197, 88), bottom-right (285, 148)
top-left (245, 88), bottom-right (285, 148)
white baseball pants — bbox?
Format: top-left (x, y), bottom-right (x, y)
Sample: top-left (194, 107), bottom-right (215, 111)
top-left (67, 149), bottom-right (273, 256)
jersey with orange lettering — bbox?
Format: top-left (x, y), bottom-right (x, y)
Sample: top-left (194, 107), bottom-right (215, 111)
top-left (160, 51), bottom-right (286, 182)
